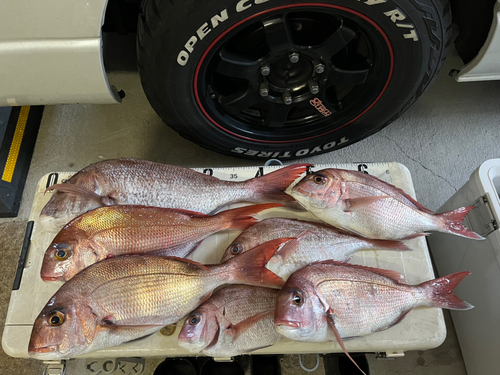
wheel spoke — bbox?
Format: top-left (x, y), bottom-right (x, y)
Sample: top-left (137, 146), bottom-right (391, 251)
top-left (219, 89), bottom-right (261, 112)
top-left (264, 103), bottom-right (292, 128)
top-left (262, 16), bottom-right (294, 53)
top-left (215, 48), bottom-right (262, 80)
top-left (313, 25), bottom-right (356, 59)
top-left (326, 66), bottom-right (370, 85)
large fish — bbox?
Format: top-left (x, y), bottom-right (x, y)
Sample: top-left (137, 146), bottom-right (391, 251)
top-left (274, 261), bottom-right (473, 375)
top-left (28, 238), bottom-right (288, 359)
top-left (40, 158), bottom-right (310, 229)
top-left (220, 218), bottom-right (410, 279)
top-left (178, 286), bottom-right (281, 357)
top-left (41, 203), bottom-right (282, 282)
top-left (287, 168), bottom-right (483, 240)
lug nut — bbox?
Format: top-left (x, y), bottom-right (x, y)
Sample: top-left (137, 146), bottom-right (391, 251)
top-left (283, 90), bottom-right (292, 105)
top-left (259, 82), bottom-right (269, 97)
top-left (260, 65), bottom-right (270, 76)
top-left (289, 52), bottom-right (300, 63)
top-left (308, 80), bottom-right (319, 95)
top-left (315, 63), bottom-right (325, 74)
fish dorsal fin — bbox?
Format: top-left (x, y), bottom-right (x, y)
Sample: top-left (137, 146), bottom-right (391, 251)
top-left (167, 256), bottom-right (211, 271)
top-left (343, 196), bottom-right (390, 212)
top-left (226, 310), bottom-right (274, 338)
top-left (345, 173), bottom-right (434, 214)
top-left (326, 308), bottom-right (367, 375)
top-left (380, 182), bottom-right (434, 214)
top-left (311, 260), bottom-right (408, 284)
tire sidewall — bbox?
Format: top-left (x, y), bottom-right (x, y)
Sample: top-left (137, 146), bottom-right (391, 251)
top-left (140, 0), bottom-right (442, 159)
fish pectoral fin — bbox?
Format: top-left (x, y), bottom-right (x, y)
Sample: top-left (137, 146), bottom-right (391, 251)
top-left (46, 183), bottom-right (105, 202)
top-left (274, 234), bottom-right (305, 258)
top-left (100, 315), bottom-right (165, 330)
top-left (343, 196), bottom-right (390, 212)
top-left (326, 309), bottom-right (367, 375)
top-left (226, 310), bottom-right (273, 338)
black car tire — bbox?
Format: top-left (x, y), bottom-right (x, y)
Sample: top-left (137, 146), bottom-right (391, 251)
top-left (137, 0), bottom-right (451, 160)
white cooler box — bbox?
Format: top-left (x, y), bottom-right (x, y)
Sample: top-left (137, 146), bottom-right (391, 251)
top-left (428, 159), bottom-right (500, 375)
top-left (3, 162), bottom-right (446, 360)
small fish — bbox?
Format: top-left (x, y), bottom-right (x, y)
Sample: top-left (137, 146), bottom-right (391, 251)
top-left (220, 218), bottom-right (410, 279)
top-left (287, 169), bottom-right (483, 240)
top-left (41, 203), bottom-right (282, 282)
top-left (40, 158), bottom-right (310, 229)
top-left (178, 286), bottom-right (281, 357)
top-left (274, 261), bottom-right (473, 375)
top-left (28, 238), bottom-right (288, 359)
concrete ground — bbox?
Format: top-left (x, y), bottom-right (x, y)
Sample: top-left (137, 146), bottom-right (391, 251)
top-left (1, 31), bottom-right (499, 374)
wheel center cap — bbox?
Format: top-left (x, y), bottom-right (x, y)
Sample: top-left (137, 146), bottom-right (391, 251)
top-left (268, 57), bottom-right (313, 89)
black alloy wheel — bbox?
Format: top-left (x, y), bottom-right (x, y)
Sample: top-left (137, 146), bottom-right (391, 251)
top-left (138, 0), bottom-right (451, 160)
top-left (196, 7), bottom-right (392, 143)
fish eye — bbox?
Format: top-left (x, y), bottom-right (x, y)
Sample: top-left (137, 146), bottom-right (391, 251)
top-left (292, 291), bottom-right (303, 306)
top-left (188, 313), bottom-right (201, 325)
top-left (55, 248), bottom-right (69, 261)
top-left (230, 243), bottom-right (243, 255)
top-left (48, 311), bottom-right (65, 326)
top-left (312, 174), bottom-right (326, 185)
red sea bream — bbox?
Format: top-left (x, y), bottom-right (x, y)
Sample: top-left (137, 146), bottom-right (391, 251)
top-left (40, 158), bottom-right (310, 228)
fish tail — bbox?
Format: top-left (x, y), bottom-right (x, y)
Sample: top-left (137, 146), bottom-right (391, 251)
top-left (247, 164), bottom-right (311, 205)
top-left (420, 271), bottom-right (474, 310)
top-left (223, 238), bottom-right (292, 288)
top-left (217, 203), bottom-right (283, 230)
top-left (436, 206), bottom-right (484, 240)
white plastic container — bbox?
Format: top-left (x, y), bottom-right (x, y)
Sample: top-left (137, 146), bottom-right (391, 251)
top-left (427, 159), bottom-right (500, 375)
top-left (3, 162), bottom-right (446, 360)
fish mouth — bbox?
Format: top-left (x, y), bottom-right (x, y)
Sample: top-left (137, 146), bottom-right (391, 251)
top-left (275, 320), bottom-right (300, 329)
top-left (28, 344), bottom-right (60, 357)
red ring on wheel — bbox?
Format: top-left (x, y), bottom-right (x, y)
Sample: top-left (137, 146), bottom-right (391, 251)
top-left (194, 3), bottom-right (394, 144)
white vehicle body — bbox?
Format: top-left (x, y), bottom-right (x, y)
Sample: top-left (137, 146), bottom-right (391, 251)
top-left (0, 0), bottom-right (498, 106)
top-left (0, 0), bottom-right (120, 106)
top-left (455, 0), bottom-right (500, 81)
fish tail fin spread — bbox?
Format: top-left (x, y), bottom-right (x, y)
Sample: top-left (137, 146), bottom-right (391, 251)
top-left (367, 239), bottom-right (411, 251)
top-left (420, 271), bottom-right (474, 310)
top-left (248, 164), bottom-right (311, 204)
top-left (437, 206), bottom-right (484, 240)
top-left (218, 203), bottom-right (283, 230)
top-left (223, 238), bottom-right (292, 288)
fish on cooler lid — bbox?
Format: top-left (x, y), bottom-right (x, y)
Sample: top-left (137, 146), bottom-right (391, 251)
top-left (220, 218), bottom-right (410, 279)
top-left (287, 168), bottom-right (484, 240)
top-left (178, 285), bottom-right (281, 357)
top-left (274, 261), bottom-right (473, 375)
top-left (40, 203), bottom-right (282, 282)
top-left (40, 158), bottom-right (310, 229)
top-left (28, 238), bottom-right (289, 359)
